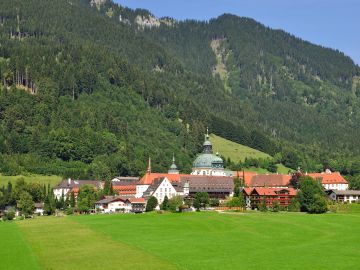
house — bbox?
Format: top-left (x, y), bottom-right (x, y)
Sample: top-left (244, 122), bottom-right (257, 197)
top-left (53, 179), bottom-right (103, 199)
top-left (246, 187), bottom-right (297, 209)
top-left (307, 170), bottom-right (348, 190)
top-left (128, 198), bottom-right (146, 213)
top-left (34, 203), bottom-right (44, 216)
top-left (95, 196), bottom-right (132, 213)
top-left (180, 175), bottom-right (234, 199)
top-left (242, 188), bottom-right (253, 209)
top-left (111, 177), bottom-right (139, 184)
top-left (142, 177), bottom-right (185, 204)
top-left (327, 190), bottom-right (360, 203)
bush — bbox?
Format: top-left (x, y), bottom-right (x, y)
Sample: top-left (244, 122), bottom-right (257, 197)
top-left (288, 199), bottom-right (300, 212)
top-left (168, 196), bottom-right (183, 212)
top-left (209, 198), bottom-right (220, 207)
top-left (2, 209), bottom-right (16, 221)
top-left (271, 201), bottom-right (280, 212)
top-left (146, 196), bottom-right (158, 212)
top-left (66, 207), bottom-right (74, 215)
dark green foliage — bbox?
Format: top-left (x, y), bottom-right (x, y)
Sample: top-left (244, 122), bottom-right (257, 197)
top-left (17, 191), bottom-right (34, 217)
top-left (209, 198), bottom-right (220, 207)
top-left (0, 0), bottom-right (359, 179)
top-left (233, 177), bottom-right (244, 197)
top-left (288, 198), bottom-right (301, 212)
top-left (259, 197), bottom-right (268, 212)
top-left (69, 191), bottom-right (76, 208)
top-left (271, 201), bottom-right (280, 212)
top-left (193, 192), bottom-right (209, 210)
top-left (146, 196), bottom-right (158, 212)
top-left (77, 185), bottom-right (97, 213)
top-left (3, 208), bottom-right (15, 221)
top-left (168, 196), bottom-right (183, 212)
top-left (297, 176), bottom-right (328, 214)
top-left (226, 196), bottom-right (245, 208)
top-left (161, 195), bottom-right (169, 210)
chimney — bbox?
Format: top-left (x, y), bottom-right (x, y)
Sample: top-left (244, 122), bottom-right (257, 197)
top-left (68, 178), bottom-right (71, 185)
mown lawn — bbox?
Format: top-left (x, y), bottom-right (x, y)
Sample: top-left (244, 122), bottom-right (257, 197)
top-left (2, 211), bottom-right (360, 270)
top-left (0, 174), bottom-right (62, 188)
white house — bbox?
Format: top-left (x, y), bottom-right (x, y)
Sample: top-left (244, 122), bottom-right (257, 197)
top-left (95, 197), bottom-right (132, 213)
top-left (308, 171), bottom-right (348, 191)
top-left (53, 179), bottom-right (103, 199)
top-left (143, 177), bottom-right (189, 204)
top-left (327, 190), bottom-right (360, 203)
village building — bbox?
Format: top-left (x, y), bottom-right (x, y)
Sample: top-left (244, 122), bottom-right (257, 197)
top-left (95, 196), bottom-right (146, 213)
top-left (53, 179), bottom-right (103, 199)
top-left (307, 170), bottom-right (348, 190)
top-left (327, 190), bottom-right (360, 203)
top-left (34, 203), bottom-right (44, 216)
top-left (142, 177), bottom-right (189, 204)
top-left (243, 187), bottom-right (297, 209)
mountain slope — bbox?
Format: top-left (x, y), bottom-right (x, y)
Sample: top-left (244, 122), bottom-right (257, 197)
top-left (0, 0), bottom-right (360, 178)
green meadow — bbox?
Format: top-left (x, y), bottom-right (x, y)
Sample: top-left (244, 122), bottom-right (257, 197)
top-left (2, 211), bottom-right (360, 270)
top-left (0, 174), bottom-right (62, 188)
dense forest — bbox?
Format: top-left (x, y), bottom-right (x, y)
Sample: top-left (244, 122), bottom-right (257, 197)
top-left (0, 0), bottom-right (360, 180)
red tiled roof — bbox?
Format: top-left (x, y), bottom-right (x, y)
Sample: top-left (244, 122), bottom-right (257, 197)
top-left (129, 198), bottom-right (146, 204)
top-left (235, 171), bottom-right (259, 186)
top-left (249, 174), bottom-right (291, 187)
top-left (139, 173), bottom-right (190, 185)
top-left (307, 172), bottom-right (348, 184)
top-left (242, 187), bottom-right (253, 195)
top-left (251, 187), bottom-right (297, 196)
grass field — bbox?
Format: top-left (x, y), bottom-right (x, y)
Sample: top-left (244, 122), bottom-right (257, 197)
top-left (2, 211), bottom-right (360, 270)
top-left (0, 174), bottom-right (62, 188)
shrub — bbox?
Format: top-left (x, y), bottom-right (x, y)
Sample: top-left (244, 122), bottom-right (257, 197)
top-left (271, 201), bottom-right (280, 212)
top-left (146, 196), bottom-right (158, 212)
top-left (209, 198), bottom-right (220, 207)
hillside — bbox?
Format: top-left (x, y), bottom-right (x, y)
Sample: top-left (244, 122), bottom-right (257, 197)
top-left (0, 0), bottom-right (360, 179)
top-left (210, 134), bottom-right (271, 162)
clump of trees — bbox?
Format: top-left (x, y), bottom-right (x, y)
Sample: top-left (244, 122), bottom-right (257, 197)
top-left (193, 192), bottom-right (209, 211)
top-left (297, 176), bottom-right (328, 214)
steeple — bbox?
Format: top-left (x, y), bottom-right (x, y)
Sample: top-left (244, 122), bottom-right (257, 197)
top-left (168, 154), bottom-right (179, 174)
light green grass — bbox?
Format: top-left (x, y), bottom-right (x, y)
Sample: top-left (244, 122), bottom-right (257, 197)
top-left (210, 134), bottom-right (271, 162)
top-left (7, 212), bottom-right (360, 269)
top-left (0, 222), bottom-right (40, 270)
top-left (16, 216), bottom-right (179, 270)
top-left (0, 174), bottom-right (62, 188)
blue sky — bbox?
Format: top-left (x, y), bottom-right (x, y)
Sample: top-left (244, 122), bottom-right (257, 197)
top-left (114, 0), bottom-right (359, 65)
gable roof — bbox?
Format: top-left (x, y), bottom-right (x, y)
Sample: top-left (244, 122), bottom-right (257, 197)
top-left (54, 179), bottom-right (103, 189)
top-left (113, 185), bottom-right (136, 195)
top-left (95, 196), bottom-right (130, 204)
top-left (249, 174), bottom-right (291, 187)
top-left (139, 173), bottom-right (189, 185)
top-left (328, 190), bottom-right (360, 196)
top-left (307, 172), bottom-right (348, 184)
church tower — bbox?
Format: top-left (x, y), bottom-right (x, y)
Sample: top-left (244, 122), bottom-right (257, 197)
top-left (168, 154), bottom-right (180, 174)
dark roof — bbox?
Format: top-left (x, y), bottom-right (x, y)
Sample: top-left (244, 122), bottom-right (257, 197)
top-left (180, 175), bottom-right (233, 192)
top-left (34, 203), bottom-right (44, 208)
top-left (95, 196), bottom-right (130, 204)
top-left (54, 179), bottom-right (103, 189)
top-left (329, 190), bottom-right (360, 196)
top-left (111, 177), bottom-right (140, 184)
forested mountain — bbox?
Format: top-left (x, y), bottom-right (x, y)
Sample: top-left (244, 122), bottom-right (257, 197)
top-left (0, 0), bottom-right (360, 179)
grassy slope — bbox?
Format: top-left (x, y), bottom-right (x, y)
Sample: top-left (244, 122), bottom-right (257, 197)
top-left (0, 222), bottom-right (40, 270)
top-left (210, 134), bottom-right (293, 173)
top-left (210, 134), bottom-right (271, 162)
top-left (7, 211), bottom-right (360, 269)
top-left (0, 174), bottom-right (62, 188)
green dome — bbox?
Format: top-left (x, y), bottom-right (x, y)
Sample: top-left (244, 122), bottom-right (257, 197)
top-left (193, 153), bottom-right (224, 169)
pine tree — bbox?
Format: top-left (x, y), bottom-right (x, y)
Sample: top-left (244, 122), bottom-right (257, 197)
top-left (70, 191), bottom-right (76, 208)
